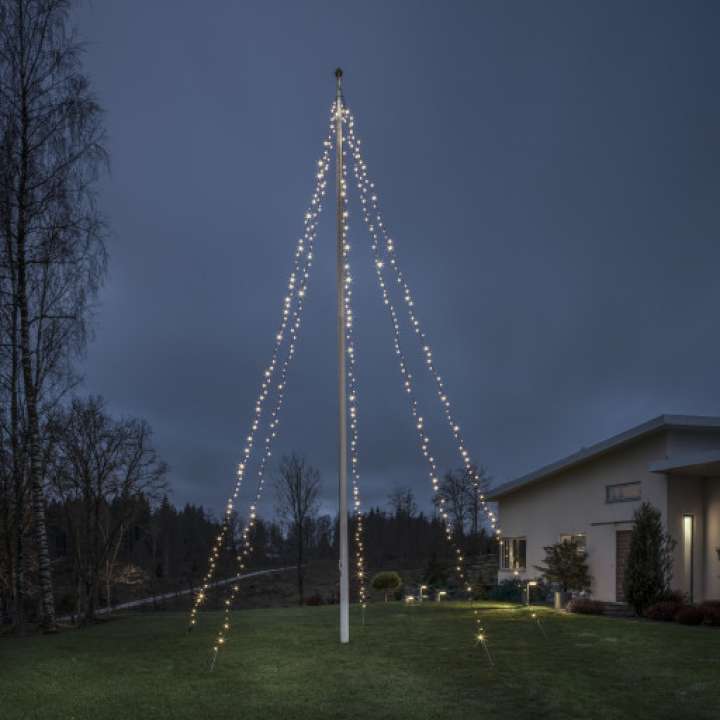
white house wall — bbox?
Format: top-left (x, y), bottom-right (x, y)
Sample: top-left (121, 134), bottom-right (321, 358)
top-left (705, 481), bottom-right (720, 600)
top-left (498, 433), bottom-right (668, 602)
top-left (666, 429), bottom-right (720, 455)
top-left (667, 476), bottom-right (706, 602)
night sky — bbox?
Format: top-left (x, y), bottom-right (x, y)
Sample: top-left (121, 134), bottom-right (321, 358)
top-left (74, 1), bottom-right (720, 519)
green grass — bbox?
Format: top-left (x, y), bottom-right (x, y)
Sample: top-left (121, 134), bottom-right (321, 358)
top-left (2, 602), bottom-right (719, 720)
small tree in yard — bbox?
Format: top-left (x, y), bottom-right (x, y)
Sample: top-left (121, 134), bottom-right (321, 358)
top-left (371, 571), bottom-right (402, 602)
top-left (274, 454), bottom-right (320, 606)
top-left (535, 540), bottom-right (591, 593)
top-left (623, 502), bottom-right (676, 615)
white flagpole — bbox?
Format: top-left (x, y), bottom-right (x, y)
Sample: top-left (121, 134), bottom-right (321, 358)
top-left (335, 67), bottom-right (350, 644)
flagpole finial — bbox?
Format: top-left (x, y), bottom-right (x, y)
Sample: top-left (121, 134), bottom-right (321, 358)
top-left (335, 67), bottom-right (343, 80)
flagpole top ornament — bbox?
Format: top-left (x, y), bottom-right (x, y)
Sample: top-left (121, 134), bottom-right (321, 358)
top-left (335, 68), bottom-right (343, 79)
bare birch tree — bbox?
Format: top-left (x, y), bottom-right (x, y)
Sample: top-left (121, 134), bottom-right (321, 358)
top-left (0, 0), bottom-right (107, 629)
top-left (47, 396), bottom-right (167, 623)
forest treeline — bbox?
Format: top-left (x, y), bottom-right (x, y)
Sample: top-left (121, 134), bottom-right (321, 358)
top-left (2, 436), bottom-right (498, 627)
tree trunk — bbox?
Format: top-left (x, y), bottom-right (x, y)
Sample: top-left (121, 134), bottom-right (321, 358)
top-left (297, 525), bottom-right (304, 605)
top-left (16, 263), bottom-right (55, 630)
top-left (14, 15), bottom-right (55, 629)
top-left (11, 342), bottom-right (25, 633)
top-left (84, 566), bottom-right (96, 623)
top-left (3, 193), bottom-right (24, 632)
top-left (105, 559), bottom-right (111, 614)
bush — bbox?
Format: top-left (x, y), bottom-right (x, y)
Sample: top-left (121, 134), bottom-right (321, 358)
top-left (675, 606), bottom-right (704, 625)
top-left (534, 541), bottom-right (591, 594)
top-left (567, 598), bottom-right (604, 615)
top-left (623, 502), bottom-right (676, 615)
top-left (488, 578), bottom-right (523, 603)
top-left (305, 594), bottom-right (323, 607)
top-left (645, 601), bottom-right (682, 622)
top-left (371, 571), bottom-right (402, 602)
top-left (700, 603), bottom-right (720, 626)
top-left (657, 589), bottom-right (686, 604)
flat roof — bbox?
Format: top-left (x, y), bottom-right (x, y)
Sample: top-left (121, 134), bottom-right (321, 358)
top-left (486, 414), bottom-right (720, 501)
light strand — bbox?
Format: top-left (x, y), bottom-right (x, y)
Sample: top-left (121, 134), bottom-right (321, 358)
top-left (190, 112), bottom-right (334, 630)
top-left (344, 111), bottom-right (471, 592)
top-left (339, 113), bottom-right (367, 607)
top-left (345, 107), bottom-right (501, 541)
top-left (209, 117), bottom-right (334, 653)
top-left (213, 135), bottom-right (329, 647)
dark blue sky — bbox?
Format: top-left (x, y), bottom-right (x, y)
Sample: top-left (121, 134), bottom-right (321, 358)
top-left (75, 1), bottom-right (720, 518)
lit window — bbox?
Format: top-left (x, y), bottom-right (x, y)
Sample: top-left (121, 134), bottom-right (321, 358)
top-left (501, 538), bottom-right (510, 569)
top-left (560, 533), bottom-right (587, 554)
top-left (514, 538), bottom-right (526, 569)
top-left (500, 537), bottom-right (526, 570)
top-left (606, 482), bottom-right (641, 503)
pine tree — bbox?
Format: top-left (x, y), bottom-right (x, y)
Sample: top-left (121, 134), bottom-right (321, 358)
top-left (535, 540), bottom-right (591, 593)
top-left (623, 502), bottom-right (676, 614)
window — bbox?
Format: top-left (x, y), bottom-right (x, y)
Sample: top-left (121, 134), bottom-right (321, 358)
top-left (606, 482), bottom-right (641, 503)
top-left (515, 538), bottom-right (527, 570)
top-left (501, 538), bottom-right (510, 569)
top-left (560, 533), bottom-right (587, 554)
top-left (500, 537), bottom-right (526, 570)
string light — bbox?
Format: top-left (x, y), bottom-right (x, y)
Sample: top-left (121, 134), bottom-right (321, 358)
top-left (190, 110), bottom-right (335, 635)
top-left (345, 108), bottom-right (501, 540)
top-left (339, 112), bottom-right (367, 609)
top-left (343, 112), bottom-right (471, 596)
top-left (197, 90), bottom-right (499, 659)
top-left (209, 116), bottom-right (337, 656)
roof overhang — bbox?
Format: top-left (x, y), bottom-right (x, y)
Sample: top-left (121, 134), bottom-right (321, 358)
top-left (649, 450), bottom-right (720, 477)
top-left (486, 414), bottom-right (720, 501)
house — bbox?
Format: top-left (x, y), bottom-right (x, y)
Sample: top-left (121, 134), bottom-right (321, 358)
top-left (486, 415), bottom-right (720, 604)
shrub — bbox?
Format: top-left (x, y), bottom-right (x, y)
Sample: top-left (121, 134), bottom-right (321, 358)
top-left (371, 571), bottom-right (402, 602)
top-left (700, 603), bottom-right (720, 626)
top-left (645, 601), bottom-right (682, 622)
top-left (305, 594), bottom-right (323, 607)
top-left (488, 578), bottom-right (523, 603)
top-left (534, 540), bottom-right (591, 593)
top-left (527, 578), bottom-right (552, 604)
top-left (658, 589), bottom-right (687, 604)
top-left (675, 606), bottom-right (704, 625)
top-left (623, 502), bottom-right (676, 615)
top-left (422, 555), bottom-right (449, 587)
top-left (567, 598), bottom-right (604, 615)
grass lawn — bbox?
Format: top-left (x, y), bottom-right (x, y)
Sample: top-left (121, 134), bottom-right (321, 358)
top-left (2, 602), bottom-right (719, 720)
